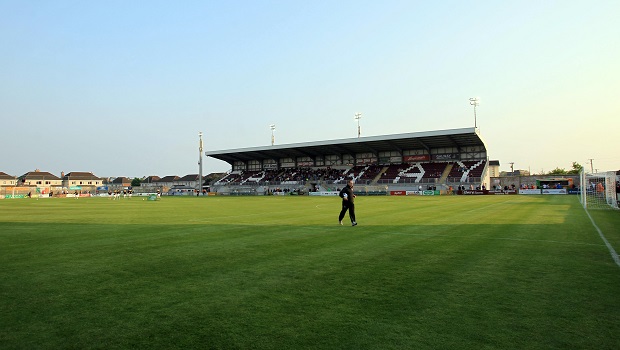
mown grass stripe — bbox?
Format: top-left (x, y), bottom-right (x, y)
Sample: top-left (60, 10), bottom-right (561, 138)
top-left (584, 207), bottom-right (620, 268)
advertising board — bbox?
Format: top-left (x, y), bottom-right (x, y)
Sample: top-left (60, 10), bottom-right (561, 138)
top-left (542, 189), bottom-right (567, 195)
top-left (519, 189), bottom-right (541, 195)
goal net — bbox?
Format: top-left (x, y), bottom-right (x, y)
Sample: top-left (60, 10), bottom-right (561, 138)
top-left (580, 170), bottom-right (619, 210)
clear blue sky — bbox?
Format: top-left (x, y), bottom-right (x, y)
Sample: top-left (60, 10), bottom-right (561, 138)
top-left (1, 0), bottom-right (618, 178)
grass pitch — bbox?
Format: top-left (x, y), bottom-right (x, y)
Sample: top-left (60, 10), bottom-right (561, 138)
top-left (1, 195), bottom-right (619, 349)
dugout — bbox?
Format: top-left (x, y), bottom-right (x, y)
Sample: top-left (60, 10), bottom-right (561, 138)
top-left (536, 178), bottom-right (574, 189)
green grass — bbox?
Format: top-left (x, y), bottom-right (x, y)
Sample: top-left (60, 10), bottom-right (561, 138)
top-left (1, 195), bottom-right (619, 349)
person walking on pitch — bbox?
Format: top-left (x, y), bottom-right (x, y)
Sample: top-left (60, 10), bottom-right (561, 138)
top-left (339, 180), bottom-right (357, 226)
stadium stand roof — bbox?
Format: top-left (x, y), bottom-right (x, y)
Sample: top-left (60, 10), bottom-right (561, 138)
top-left (206, 127), bottom-right (486, 164)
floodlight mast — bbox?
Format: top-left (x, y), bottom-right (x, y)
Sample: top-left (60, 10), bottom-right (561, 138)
top-left (198, 131), bottom-right (203, 196)
top-left (469, 97), bottom-right (480, 128)
top-left (354, 112), bottom-right (362, 138)
top-left (270, 124), bottom-right (276, 146)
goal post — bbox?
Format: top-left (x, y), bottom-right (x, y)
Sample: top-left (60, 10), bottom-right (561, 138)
top-left (580, 169), bottom-right (619, 210)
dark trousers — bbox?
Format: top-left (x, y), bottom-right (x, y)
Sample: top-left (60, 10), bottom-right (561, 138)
top-left (339, 201), bottom-right (356, 223)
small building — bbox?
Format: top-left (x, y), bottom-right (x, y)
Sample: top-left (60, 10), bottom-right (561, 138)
top-left (488, 160), bottom-right (500, 178)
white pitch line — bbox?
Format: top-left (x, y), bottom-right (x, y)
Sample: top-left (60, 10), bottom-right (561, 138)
top-left (584, 208), bottom-right (620, 268)
top-left (383, 231), bottom-right (606, 247)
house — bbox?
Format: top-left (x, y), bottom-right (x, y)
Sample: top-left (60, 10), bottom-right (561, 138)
top-left (0, 172), bottom-right (17, 187)
top-left (140, 176), bottom-right (161, 189)
top-left (155, 176), bottom-right (179, 192)
top-left (175, 174), bottom-right (200, 189)
top-left (105, 177), bottom-right (133, 190)
top-left (18, 170), bottom-right (62, 187)
top-left (62, 172), bottom-right (103, 189)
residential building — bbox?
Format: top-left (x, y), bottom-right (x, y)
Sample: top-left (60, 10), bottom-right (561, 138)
top-left (62, 172), bottom-right (103, 189)
top-left (175, 174), bottom-right (200, 189)
top-left (0, 172), bottom-right (17, 187)
top-left (155, 175), bottom-right (179, 192)
top-left (105, 177), bottom-right (133, 190)
top-left (18, 170), bottom-right (62, 187)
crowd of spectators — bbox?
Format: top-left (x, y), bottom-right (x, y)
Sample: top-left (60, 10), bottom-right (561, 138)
top-left (273, 167), bottom-right (342, 182)
top-left (215, 161), bottom-right (489, 186)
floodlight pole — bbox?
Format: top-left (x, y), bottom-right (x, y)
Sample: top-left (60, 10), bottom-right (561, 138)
top-left (198, 131), bottom-right (203, 196)
top-left (354, 112), bottom-right (362, 138)
top-left (270, 124), bottom-right (276, 146)
top-left (469, 97), bottom-right (479, 128)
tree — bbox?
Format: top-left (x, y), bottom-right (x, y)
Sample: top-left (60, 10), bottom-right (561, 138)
top-left (547, 167), bottom-right (568, 175)
top-left (546, 162), bottom-right (583, 175)
top-left (131, 178), bottom-right (141, 187)
top-left (568, 162), bottom-right (583, 174)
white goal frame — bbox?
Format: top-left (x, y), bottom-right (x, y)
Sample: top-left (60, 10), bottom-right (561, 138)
top-left (580, 170), bottom-right (619, 210)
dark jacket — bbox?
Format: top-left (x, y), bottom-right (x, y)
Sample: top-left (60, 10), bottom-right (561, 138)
top-left (339, 185), bottom-right (354, 203)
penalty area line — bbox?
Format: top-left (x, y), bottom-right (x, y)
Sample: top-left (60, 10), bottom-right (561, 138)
top-left (584, 208), bottom-right (620, 269)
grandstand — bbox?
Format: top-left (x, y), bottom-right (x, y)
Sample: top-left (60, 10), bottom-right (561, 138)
top-left (206, 128), bottom-right (489, 194)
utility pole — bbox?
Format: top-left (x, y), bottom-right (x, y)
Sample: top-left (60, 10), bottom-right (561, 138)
top-left (509, 162), bottom-right (514, 175)
top-left (198, 132), bottom-right (203, 196)
top-left (588, 159), bottom-right (594, 173)
top-left (270, 124), bottom-right (276, 146)
top-left (354, 113), bottom-right (362, 138)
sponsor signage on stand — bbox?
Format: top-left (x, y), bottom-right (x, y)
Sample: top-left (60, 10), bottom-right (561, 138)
top-left (433, 154), bottom-right (457, 160)
top-left (403, 155), bottom-right (430, 162)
